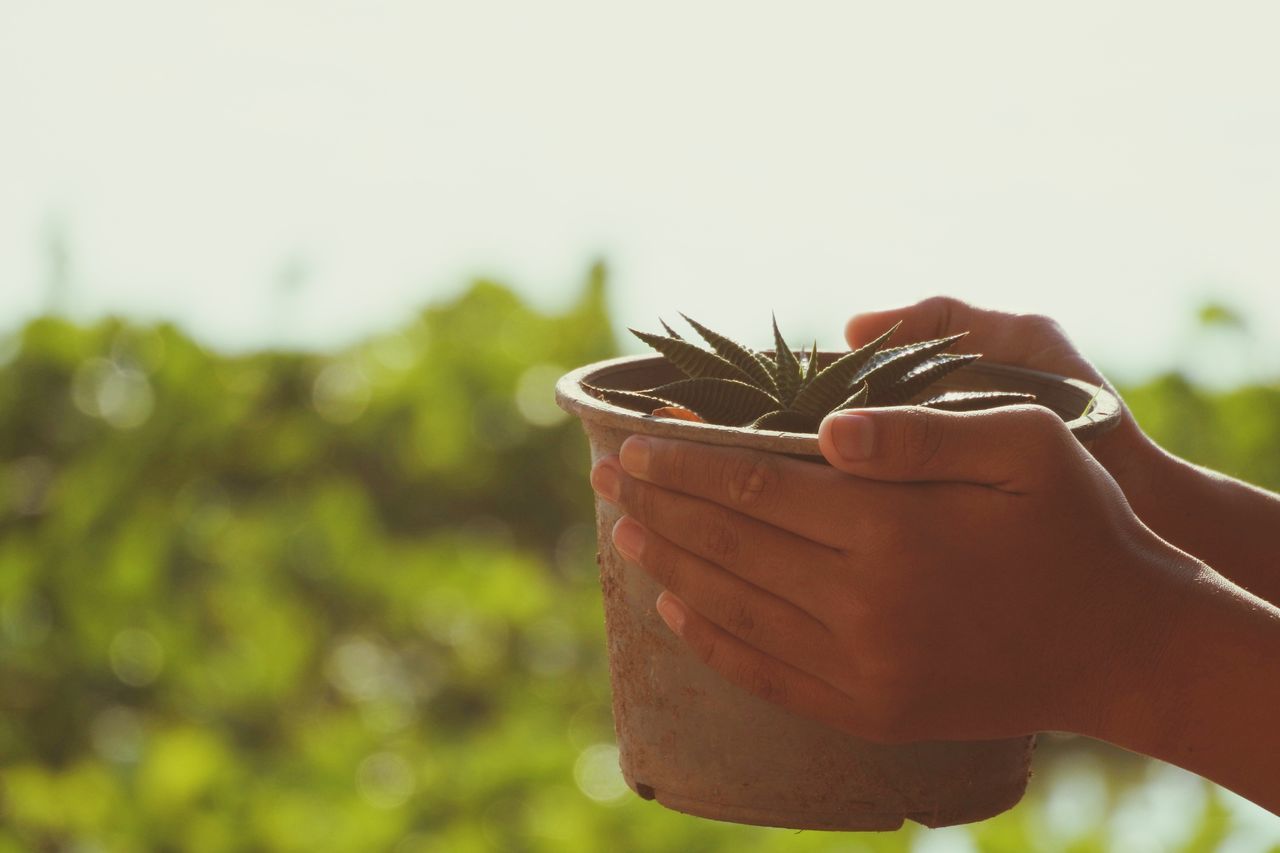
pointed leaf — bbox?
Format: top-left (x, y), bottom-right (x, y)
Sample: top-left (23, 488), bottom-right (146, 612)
top-left (789, 322), bottom-right (899, 418)
top-left (870, 353), bottom-right (980, 406)
top-left (855, 332), bottom-right (969, 390)
top-left (659, 318), bottom-right (684, 340)
top-left (630, 329), bottom-right (752, 382)
top-left (830, 382), bottom-right (869, 414)
top-left (645, 378), bottom-right (780, 425)
top-left (750, 410), bottom-right (819, 433)
top-left (771, 315), bottom-right (802, 405)
top-left (918, 391), bottom-right (1038, 412)
top-left (582, 383), bottom-right (666, 412)
top-left (754, 351), bottom-right (778, 381)
top-left (680, 313), bottom-right (776, 394)
top-left (803, 340), bottom-right (820, 383)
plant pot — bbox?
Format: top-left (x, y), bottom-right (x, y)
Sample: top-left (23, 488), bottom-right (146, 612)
top-left (555, 353), bottom-right (1121, 830)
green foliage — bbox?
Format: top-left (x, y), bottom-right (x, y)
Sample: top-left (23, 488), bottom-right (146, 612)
top-left (609, 316), bottom-right (1034, 433)
top-left (1196, 301), bottom-right (1248, 332)
top-left (0, 268), bottom-right (1276, 851)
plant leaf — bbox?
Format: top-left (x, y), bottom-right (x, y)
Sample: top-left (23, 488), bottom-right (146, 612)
top-left (754, 351), bottom-right (778, 382)
top-left (651, 405), bottom-right (706, 422)
top-left (789, 322), bottom-right (899, 418)
top-left (803, 340), bottom-right (820, 383)
top-left (917, 390), bottom-right (1038, 412)
top-left (582, 383), bottom-right (666, 412)
top-left (830, 382), bottom-right (869, 414)
top-left (679, 313), bottom-right (777, 394)
top-left (750, 409), bottom-right (819, 433)
top-left (645, 378), bottom-right (780, 425)
top-left (630, 329), bottom-right (752, 383)
top-left (855, 332), bottom-right (968, 390)
top-left (1078, 385), bottom-right (1102, 418)
top-left (772, 314), bottom-right (803, 406)
top-left (870, 353), bottom-right (980, 406)
top-left (659, 318), bottom-right (684, 340)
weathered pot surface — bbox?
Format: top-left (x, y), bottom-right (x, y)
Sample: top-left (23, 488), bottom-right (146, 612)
top-left (556, 353), bottom-right (1120, 830)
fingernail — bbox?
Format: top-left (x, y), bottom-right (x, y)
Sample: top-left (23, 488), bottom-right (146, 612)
top-left (619, 436), bottom-right (651, 476)
top-left (830, 413), bottom-right (875, 461)
top-left (590, 463), bottom-right (621, 502)
top-left (612, 516), bottom-right (646, 560)
top-left (656, 591), bottom-right (685, 634)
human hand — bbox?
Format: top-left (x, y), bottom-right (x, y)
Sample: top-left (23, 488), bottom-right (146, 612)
top-left (845, 297), bottom-right (1162, 514)
top-left (589, 406), bottom-right (1198, 744)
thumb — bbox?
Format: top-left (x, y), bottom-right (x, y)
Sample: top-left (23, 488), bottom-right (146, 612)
top-left (817, 404), bottom-right (1072, 491)
top-left (845, 296), bottom-right (971, 350)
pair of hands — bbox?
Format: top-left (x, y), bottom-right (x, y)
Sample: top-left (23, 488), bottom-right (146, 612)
top-left (589, 297), bottom-right (1198, 745)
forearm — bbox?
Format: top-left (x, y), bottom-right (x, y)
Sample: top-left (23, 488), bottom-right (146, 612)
top-left (1092, 553), bottom-right (1280, 814)
top-left (1110, 433), bottom-right (1280, 606)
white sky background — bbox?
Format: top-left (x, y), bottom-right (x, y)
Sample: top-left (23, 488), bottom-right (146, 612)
top-left (3, 1), bottom-right (1280, 385)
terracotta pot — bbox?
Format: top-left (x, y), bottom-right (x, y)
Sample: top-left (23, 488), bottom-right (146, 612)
top-left (555, 354), bottom-right (1121, 830)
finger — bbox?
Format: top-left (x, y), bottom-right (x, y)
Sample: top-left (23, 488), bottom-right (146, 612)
top-left (655, 591), bottom-right (879, 741)
top-left (818, 404), bottom-right (1078, 492)
top-left (613, 516), bottom-right (832, 668)
top-left (617, 434), bottom-right (862, 548)
top-left (845, 296), bottom-right (1106, 387)
top-left (592, 457), bottom-right (841, 609)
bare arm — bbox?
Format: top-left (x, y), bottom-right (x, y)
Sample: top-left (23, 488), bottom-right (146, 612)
top-left (1096, 556), bottom-right (1280, 812)
top-left (1113, 437), bottom-right (1280, 606)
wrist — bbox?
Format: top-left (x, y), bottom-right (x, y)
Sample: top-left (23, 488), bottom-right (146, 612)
top-left (1072, 536), bottom-right (1208, 748)
top-left (1085, 552), bottom-right (1280, 811)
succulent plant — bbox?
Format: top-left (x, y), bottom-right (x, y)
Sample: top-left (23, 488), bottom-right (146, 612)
top-left (584, 314), bottom-right (1036, 433)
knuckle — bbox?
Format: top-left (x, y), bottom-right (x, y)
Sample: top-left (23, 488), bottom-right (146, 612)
top-left (1014, 404), bottom-right (1070, 445)
top-left (746, 667), bottom-right (788, 705)
top-left (1023, 312), bottom-right (1067, 338)
top-left (721, 600), bottom-right (758, 640)
top-left (696, 633), bottom-right (723, 670)
top-left (624, 479), bottom-right (657, 523)
top-left (900, 407), bottom-right (946, 471)
top-left (662, 440), bottom-right (692, 483)
top-left (919, 295), bottom-right (967, 333)
top-left (1015, 405), bottom-right (1077, 477)
top-left (701, 511), bottom-right (741, 563)
top-left (725, 453), bottom-right (778, 510)
top-left (644, 541), bottom-right (677, 588)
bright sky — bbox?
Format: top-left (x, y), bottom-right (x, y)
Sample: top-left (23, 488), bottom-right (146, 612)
top-left (3, 1), bottom-right (1279, 385)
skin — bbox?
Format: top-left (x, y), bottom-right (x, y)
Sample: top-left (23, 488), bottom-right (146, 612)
top-left (588, 296), bottom-right (1280, 815)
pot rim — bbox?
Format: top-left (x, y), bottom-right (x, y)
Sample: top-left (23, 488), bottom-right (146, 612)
top-left (555, 353), bottom-right (1122, 454)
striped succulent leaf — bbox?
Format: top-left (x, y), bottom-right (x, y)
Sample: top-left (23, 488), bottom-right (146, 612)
top-left (788, 322), bottom-right (898, 418)
top-left (856, 333), bottom-right (969, 391)
top-left (647, 378), bottom-right (780, 425)
top-left (918, 390), bottom-right (1038, 412)
top-left (751, 410), bottom-right (820, 432)
top-left (582, 383), bottom-right (666, 411)
top-left (629, 329), bottom-right (751, 383)
top-left (803, 341), bottom-right (820, 383)
top-left (771, 316), bottom-right (803, 406)
top-left (754, 350), bottom-right (778, 382)
top-left (870, 353), bottom-right (980, 406)
top-left (680, 313), bottom-right (777, 394)
top-left (832, 382), bottom-right (870, 412)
